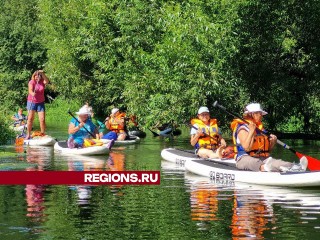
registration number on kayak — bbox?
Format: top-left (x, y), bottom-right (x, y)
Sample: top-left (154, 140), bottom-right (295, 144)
top-left (209, 171), bottom-right (235, 181)
top-left (175, 158), bottom-right (186, 166)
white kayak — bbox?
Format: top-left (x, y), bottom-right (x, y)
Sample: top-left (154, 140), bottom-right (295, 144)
top-left (101, 135), bottom-right (140, 146)
top-left (185, 159), bottom-right (320, 187)
top-left (161, 148), bottom-right (235, 167)
top-left (24, 135), bottom-right (56, 146)
top-left (54, 141), bottom-right (109, 156)
top-left (128, 130), bottom-right (146, 138)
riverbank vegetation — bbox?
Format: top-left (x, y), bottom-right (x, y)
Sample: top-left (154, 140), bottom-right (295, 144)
top-left (1, 0), bottom-right (320, 144)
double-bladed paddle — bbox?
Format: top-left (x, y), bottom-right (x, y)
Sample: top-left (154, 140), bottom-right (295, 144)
top-left (213, 101), bottom-right (320, 171)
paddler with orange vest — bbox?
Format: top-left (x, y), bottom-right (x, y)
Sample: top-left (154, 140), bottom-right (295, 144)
top-left (190, 106), bottom-right (226, 159)
top-left (231, 103), bottom-right (308, 172)
top-left (104, 108), bottom-right (127, 141)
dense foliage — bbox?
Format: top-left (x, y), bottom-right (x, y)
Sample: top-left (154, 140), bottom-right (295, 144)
top-left (1, 0), bottom-right (320, 137)
top-left (0, 114), bottom-right (15, 145)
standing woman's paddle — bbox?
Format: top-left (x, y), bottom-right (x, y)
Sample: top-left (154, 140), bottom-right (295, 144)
top-left (214, 101), bottom-right (320, 171)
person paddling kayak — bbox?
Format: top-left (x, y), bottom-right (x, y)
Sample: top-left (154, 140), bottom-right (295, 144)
top-left (67, 107), bottom-right (100, 148)
top-left (231, 103), bottom-right (307, 172)
top-left (190, 106), bottom-right (226, 159)
top-left (11, 108), bottom-right (27, 126)
top-left (103, 108), bottom-right (127, 141)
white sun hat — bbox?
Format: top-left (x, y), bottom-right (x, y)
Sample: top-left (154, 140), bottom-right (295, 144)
top-left (244, 103), bottom-right (268, 115)
top-left (198, 106), bottom-right (210, 115)
top-left (81, 104), bottom-right (93, 114)
top-left (111, 108), bottom-right (119, 115)
top-left (76, 107), bottom-right (91, 115)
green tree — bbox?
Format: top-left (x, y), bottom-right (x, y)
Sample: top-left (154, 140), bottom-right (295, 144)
top-left (231, 0), bottom-right (320, 132)
top-left (0, 0), bottom-right (46, 109)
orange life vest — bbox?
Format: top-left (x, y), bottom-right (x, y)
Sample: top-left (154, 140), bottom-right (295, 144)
top-left (191, 118), bottom-right (220, 150)
top-left (108, 113), bottom-right (126, 133)
top-left (231, 118), bottom-right (270, 159)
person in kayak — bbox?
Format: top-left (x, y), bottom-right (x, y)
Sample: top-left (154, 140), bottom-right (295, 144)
top-left (11, 108), bottom-right (27, 126)
top-left (67, 106), bottom-right (100, 148)
top-left (82, 102), bottom-right (107, 138)
top-left (231, 103), bottom-right (308, 172)
top-left (190, 106), bottom-right (227, 159)
top-left (156, 122), bottom-right (181, 136)
top-left (104, 108), bottom-right (127, 141)
top-left (26, 70), bottom-right (50, 139)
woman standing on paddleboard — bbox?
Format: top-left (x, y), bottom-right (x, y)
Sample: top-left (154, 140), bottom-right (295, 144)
top-left (26, 70), bottom-right (49, 139)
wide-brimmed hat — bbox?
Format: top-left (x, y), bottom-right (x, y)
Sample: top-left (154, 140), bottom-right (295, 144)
top-left (198, 106), bottom-right (210, 115)
top-left (244, 103), bottom-right (268, 115)
top-left (111, 108), bottom-right (119, 115)
top-left (76, 107), bottom-right (91, 115)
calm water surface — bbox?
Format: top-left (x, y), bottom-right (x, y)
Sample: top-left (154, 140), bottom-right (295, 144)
top-left (1, 126), bottom-right (320, 239)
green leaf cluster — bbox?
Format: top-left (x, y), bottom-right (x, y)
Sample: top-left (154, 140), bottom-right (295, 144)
top-left (1, 0), bottom-right (320, 137)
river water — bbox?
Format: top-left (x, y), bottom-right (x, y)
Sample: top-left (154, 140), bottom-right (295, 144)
top-left (1, 127), bottom-right (320, 239)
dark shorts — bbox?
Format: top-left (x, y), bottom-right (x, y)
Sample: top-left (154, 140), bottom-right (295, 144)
top-left (27, 101), bottom-right (45, 112)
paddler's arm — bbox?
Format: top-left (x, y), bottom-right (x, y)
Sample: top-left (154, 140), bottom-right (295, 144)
top-left (190, 128), bottom-right (203, 146)
top-left (11, 115), bottom-right (18, 121)
top-left (39, 70), bottom-right (49, 85)
top-left (219, 136), bottom-right (227, 147)
top-left (28, 82), bottom-right (36, 96)
top-left (238, 122), bottom-right (256, 152)
top-left (105, 117), bottom-right (111, 129)
top-left (68, 122), bottom-right (85, 134)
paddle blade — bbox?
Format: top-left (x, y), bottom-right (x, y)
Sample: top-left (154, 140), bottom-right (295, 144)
top-left (296, 152), bottom-right (320, 171)
top-left (148, 128), bottom-right (159, 137)
top-left (15, 137), bottom-right (24, 146)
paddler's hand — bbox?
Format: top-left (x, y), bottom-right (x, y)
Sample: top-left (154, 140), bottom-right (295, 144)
top-left (78, 122), bottom-right (85, 129)
top-left (248, 122), bottom-right (256, 133)
top-left (269, 134), bottom-right (277, 147)
top-left (220, 138), bottom-right (227, 148)
top-left (196, 128), bottom-right (204, 137)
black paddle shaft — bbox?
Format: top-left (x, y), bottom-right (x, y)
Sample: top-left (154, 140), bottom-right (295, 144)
top-left (67, 110), bottom-right (95, 138)
top-left (213, 101), bottom-right (297, 154)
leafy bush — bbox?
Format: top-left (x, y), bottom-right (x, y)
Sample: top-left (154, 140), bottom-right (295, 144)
top-left (0, 112), bottom-right (15, 145)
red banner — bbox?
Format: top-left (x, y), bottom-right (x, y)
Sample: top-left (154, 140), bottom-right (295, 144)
top-left (0, 171), bottom-right (161, 185)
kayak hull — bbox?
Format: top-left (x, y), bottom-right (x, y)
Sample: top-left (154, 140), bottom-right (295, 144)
top-left (128, 130), bottom-right (146, 138)
top-left (54, 141), bottom-right (109, 156)
top-left (161, 148), bottom-right (200, 165)
top-left (185, 159), bottom-right (320, 187)
top-left (24, 135), bottom-right (56, 146)
top-left (161, 148), bottom-right (235, 166)
top-left (101, 135), bottom-right (140, 146)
